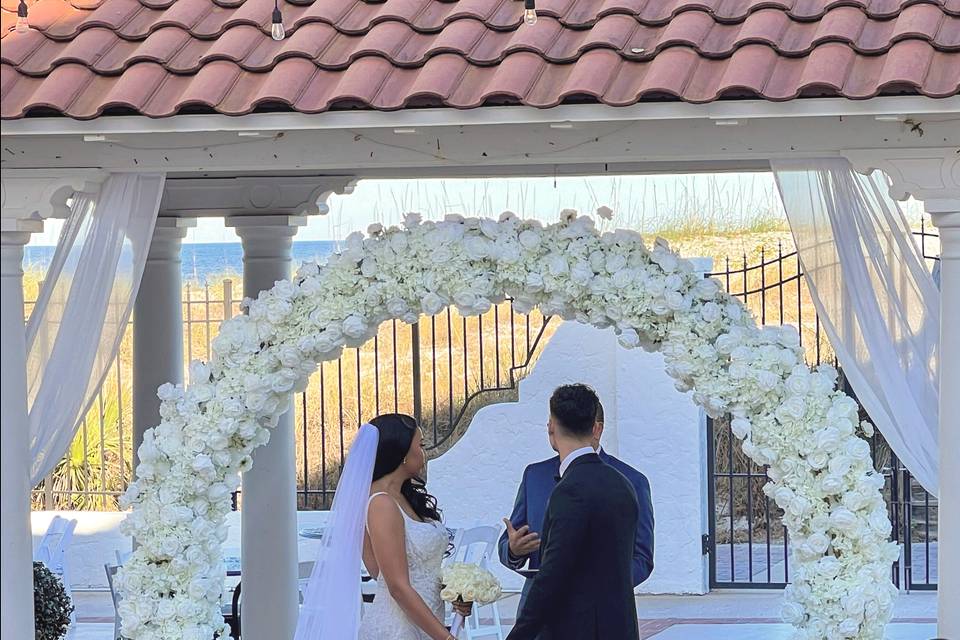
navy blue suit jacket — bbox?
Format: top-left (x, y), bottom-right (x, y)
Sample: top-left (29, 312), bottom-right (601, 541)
top-left (498, 449), bottom-right (655, 587)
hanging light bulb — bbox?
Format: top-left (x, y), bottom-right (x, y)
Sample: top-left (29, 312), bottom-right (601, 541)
top-left (523, 0), bottom-right (537, 26)
top-left (16, 0), bottom-right (29, 33)
top-left (271, 0), bottom-right (285, 41)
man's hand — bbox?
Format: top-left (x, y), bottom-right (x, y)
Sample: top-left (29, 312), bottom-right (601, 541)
top-left (503, 518), bottom-right (540, 559)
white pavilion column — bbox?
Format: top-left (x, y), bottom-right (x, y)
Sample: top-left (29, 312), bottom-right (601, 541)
top-left (0, 219), bottom-right (43, 640)
top-left (226, 215), bottom-right (306, 640)
top-left (929, 203), bottom-right (960, 638)
top-left (132, 218), bottom-right (195, 468)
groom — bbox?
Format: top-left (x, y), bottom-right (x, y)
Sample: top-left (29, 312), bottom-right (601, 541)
top-left (498, 398), bottom-right (654, 608)
top-left (505, 384), bottom-right (641, 640)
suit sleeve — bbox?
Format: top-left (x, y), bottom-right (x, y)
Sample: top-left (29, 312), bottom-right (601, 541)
top-left (631, 473), bottom-right (655, 587)
top-left (506, 485), bottom-right (588, 640)
top-left (498, 467), bottom-right (529, 571)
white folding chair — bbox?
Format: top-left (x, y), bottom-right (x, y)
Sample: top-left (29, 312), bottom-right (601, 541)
top-left (34, 516), bottom-right (78, 624)
top-left (448, 525), bottom-right (505, 640)
top-left (104, 564), bottom-right (123, 640)
top-left (297, 560), bottom-right (315, 605)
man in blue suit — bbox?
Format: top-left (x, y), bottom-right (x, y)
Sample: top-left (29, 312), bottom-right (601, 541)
top-left (498, 399), bottom-right (655, 613)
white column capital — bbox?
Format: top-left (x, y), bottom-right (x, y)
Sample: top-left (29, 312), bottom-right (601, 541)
top-left (1, 169), bottom-right (106, 222)
top-left (842, 147), bottom-right (960, 202)
top-left (147, 218), bottom-right (196, 262)
top-left (226, 215), bottom-right (308, 261)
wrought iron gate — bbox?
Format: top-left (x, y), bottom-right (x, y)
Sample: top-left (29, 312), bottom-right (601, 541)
top-left (705, 225), bottom-right (940, 590)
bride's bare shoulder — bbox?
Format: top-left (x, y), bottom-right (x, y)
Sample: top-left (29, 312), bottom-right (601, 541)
top-left (367, 493), bottom-right (404, 530)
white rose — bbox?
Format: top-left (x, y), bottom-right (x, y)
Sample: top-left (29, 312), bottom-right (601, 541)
top-left (806, 450), bottom-right (829, 470)
top-left (315, 327), bottom-right (344, 354)
top-left (730, 418), bottom-right (752, 439)
top-left (479, 218), bottom-right (500, 239)
top-left (367, 222), bottom-right (384, 236)
top-left (386, 298), bottom-right (409, 318)
top-left (596, 205), bottom-right (613, 220)
top-left (547, 254), bottom-right (568, 275)
top-left (714, 333), bottom-right (739, 355)
top-left (524, 272), bottom-right (544, 292)
top-left (444, 213), bottom-right (464, 223)
top-left (779, 326), bottom-right (801, 348)
top-left (617, 329), bottom-right (640, 349)
top-left (342, 314), bottom-right (369, 339)
top-left (518, 230), bottom-right (541, 249)
top-left (191, 454), bottom-right (216, 478)
top-left (664, 291), bottom-right (688, 311)
top-left (571, 261), bottom-right (594, 285)
top-left (693, 278), bottom-right (720, 300)
top-left (817, 555), bottom-right (842, 579)
top-left (829, 507), bottom-right (859, 531)
top-left (463, 236), bottom-right (490, 260)
top-left (498, 211), bottom-right (517, 223)
top-left (402, 212), bottom-right (422, 228)
top-left (820, 474), bottom-right (844, 494)
top-left (605, 254), bottom-right (627, 273)
top-left (453, 290), bottom-right (479, 310)
top-left (651, 250), bottom-right (678, 274)
top-left (814, 426), bottom-right (842, 451)
top-left (837, 618), bottom-right (860, 637)
top-left (700, 301), bottom-right (721, 323)
top-left (781, 601), bottom-right (805, 624)
top-left (611, 269), bottom-right (634, 289)
top-left (785, 369), bottom-right (811, 396)
top-left (422, 292), bottom-right (447, 316)
top-left (754, 369), bottom-right (780, 391)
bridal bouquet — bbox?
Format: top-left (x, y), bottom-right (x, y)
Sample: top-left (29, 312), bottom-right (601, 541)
top-left (441, 563), bottom-right (502, 637)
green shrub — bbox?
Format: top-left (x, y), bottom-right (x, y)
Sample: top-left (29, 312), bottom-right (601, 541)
top-left (33, 561), bottom-right (73, 640)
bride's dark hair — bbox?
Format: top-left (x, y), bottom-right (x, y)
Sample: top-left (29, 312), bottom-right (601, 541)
top-left (369, 413), bottom-right (442, 523)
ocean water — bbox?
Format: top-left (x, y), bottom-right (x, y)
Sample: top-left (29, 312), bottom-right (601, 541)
top-left (24, 241), bottom-right (339, 283)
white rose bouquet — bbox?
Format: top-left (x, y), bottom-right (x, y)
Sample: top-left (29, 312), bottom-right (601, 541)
top-left (441, 562), bottom-right (502, 637)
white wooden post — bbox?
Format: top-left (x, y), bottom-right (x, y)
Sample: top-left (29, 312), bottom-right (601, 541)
top-left (132, 218), bottom-right (195, 469)
top-left (845, 148), bottom-right (960, 638)
top-left (928, 204), bottom-right (960, 638)
top-left (0, 219), bottom-right (43, 640)
top-left (226, 215), bottom-right (306, 640)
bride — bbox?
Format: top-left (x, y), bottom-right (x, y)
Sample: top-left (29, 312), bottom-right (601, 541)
top-left (295, 414), bottom-right (471, 640)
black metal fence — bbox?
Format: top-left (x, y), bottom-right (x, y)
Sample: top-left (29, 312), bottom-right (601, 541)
top-left (705, 224), bottom-right (940, 590)
top-left (289, 303), bottom-right (556, 510)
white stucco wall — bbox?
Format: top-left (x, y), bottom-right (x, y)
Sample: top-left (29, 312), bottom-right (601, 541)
top-left (429, 321), bottom-right (708, 594)
top-left (34, 319), bottom-right (709, 595)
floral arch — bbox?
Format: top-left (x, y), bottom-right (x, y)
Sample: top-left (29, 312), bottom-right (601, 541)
top-left (117, 211), bottom-right (899, 640)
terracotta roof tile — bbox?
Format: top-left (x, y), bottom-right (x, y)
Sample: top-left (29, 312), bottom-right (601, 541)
top-left (2, 0), bottom-right (958, 119)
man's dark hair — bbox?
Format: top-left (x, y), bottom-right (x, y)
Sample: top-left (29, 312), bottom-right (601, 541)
top-left (550, 384), bottom-right (599, 437)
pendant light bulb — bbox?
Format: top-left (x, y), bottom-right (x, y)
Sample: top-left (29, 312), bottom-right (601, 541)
top-left (16, 0), bottom-right (29, 33)
top-left (523, 0), bottom-right (537, 25)
top-left (271, 5), bottom-right (285, 41)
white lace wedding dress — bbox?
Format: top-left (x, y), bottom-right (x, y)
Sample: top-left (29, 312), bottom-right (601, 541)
top-left (359, 493), bottom-right (448, 640)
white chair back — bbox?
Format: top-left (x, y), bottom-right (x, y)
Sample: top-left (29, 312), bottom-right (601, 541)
top-left (35, 516), bottom-right (78, 625)
top-left (104, 564), bottom-right (122, 640)
top-left (297, 560), bottom-right (315, 604)
top-left (452, 526), bottom-right (499, 567)
top-left (447, 526), bottom-right (505, 640)
top-left (34, 516), bottom-right (77, 571)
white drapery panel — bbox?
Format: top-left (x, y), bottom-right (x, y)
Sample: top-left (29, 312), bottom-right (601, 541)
top-left (26, 173), bottom-right (165, 485)
top-left (772, 158), bottom-right (939, 495)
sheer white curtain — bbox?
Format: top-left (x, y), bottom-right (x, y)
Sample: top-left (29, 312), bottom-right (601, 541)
top-left (772, 158), bottom-right (939, 495)
top-left (27, 173), bottom-right (165, 485)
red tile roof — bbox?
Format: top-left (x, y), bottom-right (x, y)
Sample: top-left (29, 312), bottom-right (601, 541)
top-left (2, 0), bottom-right (958, 119)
